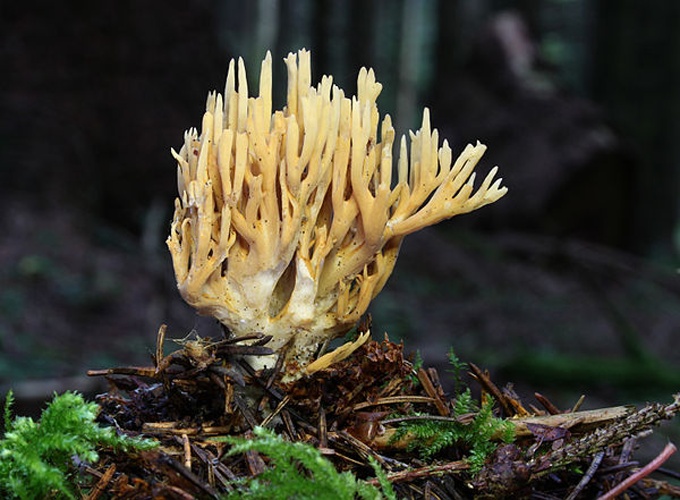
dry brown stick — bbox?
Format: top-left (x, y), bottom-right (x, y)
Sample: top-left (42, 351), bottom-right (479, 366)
top-left (142, 422), bottom-right (233, 436)
top-left (237, 359), bottom-right (286, 402)
top-left (421, 478), bottom-right (450, 499)
top-left (192, 444), bottom-right (238, 491)
top-left (502, 385), bottom-right (531, 417)
top-left (571, 394), bottom-right (586, 413)
top-left (280, 409), bottom-right (298, 440)
top-left (565, 451), bottom-right (604, 500)
top-left (534, 392), bottom-right (561, 415)
top-left (155, 324), bottom-right (167, 370)
top-left (221, 332), bottom-right (273, 345)
top-left (597, 443), bottom-right (677, 500)
top-left (608, 436), bottom-right (640, 487)
top-left (318, 407), bottom-right (328, 449)
top-left (365, 460), bottom-right (470, 485)
top-left (85, 464), bottom-right (116, 500)
top-left (468, 363), bottom-right (514, 416)
top-left (162, 485), bottom-right (197, 500)
top-left (210, 464), bottom-right (237, 492)
top-left (325, 442), bottom-right (366, 467)
top-left (381, 414), bottom-right (472, 425)
top-left (208, 372), bottom-right (227, 390)
top-left (265, 348), bottom-right (287, 390)
top-left (260, 395), bottom-right (291, 428)
top-left (87, 366), bottom-right (158, 378)
top-left (155, 451), bottom-right (220, 498)
top-left (353, 395), bottom-right (436, 410)
top-left (619, 437), bottom-right (637, 465)
top-left (245, 449), bottom-right (267, 476)
top-left (224, 381), bottom-right (235, 415)
top-left (182, 433), bottom-right (192, 470)
top-left (337, 430), bottom-right (390, 469)
top-left (417, 368), bottom-right (449, 416)
top-left (233, 393), bottom-right (260, 430)
top-left (377, 376), bottom-right (407, 398)
top-left (189, 443), bottom-right (214, 488)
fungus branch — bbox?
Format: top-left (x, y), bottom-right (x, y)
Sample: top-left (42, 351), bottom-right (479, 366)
top-left (167, 49), bottom-right (507, 376)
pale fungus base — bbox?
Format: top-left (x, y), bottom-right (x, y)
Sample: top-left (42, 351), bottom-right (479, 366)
top-left (167, 49), bottom-right (507, 377)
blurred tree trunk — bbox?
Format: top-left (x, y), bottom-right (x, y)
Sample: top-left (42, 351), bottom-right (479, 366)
top-left (396, 0), bottom-right (426, 133)
top-left (591, 1), bottom-right (680, 258)
top-left (254, 0), bottom-right (280, 62)
top-left (431, 0), bottom-right (491, 133)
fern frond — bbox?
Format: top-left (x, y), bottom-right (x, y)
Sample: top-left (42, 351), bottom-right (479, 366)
top-left (217, 426), bottom-right (394, 499)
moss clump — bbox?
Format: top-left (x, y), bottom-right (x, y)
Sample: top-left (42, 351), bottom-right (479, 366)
top-left (390, 350), bottom-right (514, 471)
top-left (391, 389), bottom-right (515, 471)
top-left (0, 390), bottom-right (156, 499)
top-left (216, 426), bottom-right (396, 500)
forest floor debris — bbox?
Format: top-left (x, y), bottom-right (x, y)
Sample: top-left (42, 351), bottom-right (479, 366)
top-left (83, 321), bottom-right (680, 499)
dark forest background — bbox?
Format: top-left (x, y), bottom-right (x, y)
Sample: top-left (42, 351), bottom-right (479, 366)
top-left (1, 0), bottom-right (680, 456)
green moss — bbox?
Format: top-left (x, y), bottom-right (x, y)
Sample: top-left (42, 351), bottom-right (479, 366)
top-left (215, 426), bottom-right (396, 500)
top-left (0, 390), bottom-right (157, 499)
top-left (391, 350), bottom-right (515, 472)
top-left (390, 389), bottom-right (514, 471)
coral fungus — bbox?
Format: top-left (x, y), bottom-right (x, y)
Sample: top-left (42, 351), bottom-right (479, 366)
top-left (167, 49), bottom-right (507, 375)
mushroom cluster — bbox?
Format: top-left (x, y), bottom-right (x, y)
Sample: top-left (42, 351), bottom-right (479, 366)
top-left (167, 49), bottom-right (507, 376)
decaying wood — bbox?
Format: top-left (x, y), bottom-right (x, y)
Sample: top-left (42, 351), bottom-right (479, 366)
top-left (85, 464), bottom-right (116, 500)
top-left (512, 405), bottom-right (632, 437)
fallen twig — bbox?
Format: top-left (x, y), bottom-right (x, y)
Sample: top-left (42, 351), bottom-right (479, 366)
top-left (598, 443), bottom-right (677, 500)
top-left (566, 451), bottom-right (604, 500)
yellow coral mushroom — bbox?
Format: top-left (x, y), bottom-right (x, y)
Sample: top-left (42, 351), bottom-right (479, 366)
top-left (167, 49), bottom-right (507, 376)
